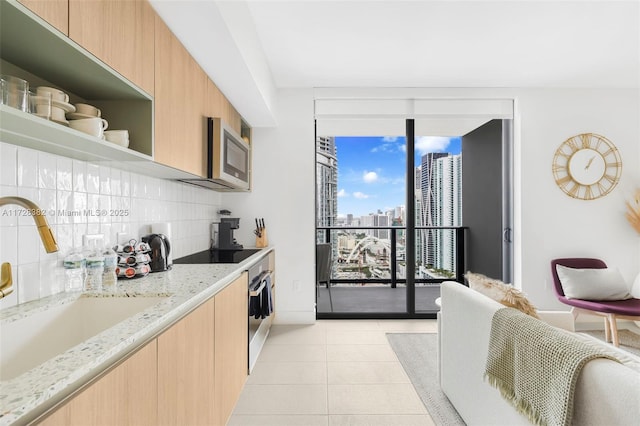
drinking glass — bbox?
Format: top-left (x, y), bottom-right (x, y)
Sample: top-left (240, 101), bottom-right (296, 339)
top-left (30, 90), bottom-right (52, 120)
top-left (1, 75), bottom-right (29, 112)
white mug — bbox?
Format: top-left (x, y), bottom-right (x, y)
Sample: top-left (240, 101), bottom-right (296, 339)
top-left (69, 117), bottom-right (109, 138)
top-left (50, 106), bottom-right (66, 122)
top-left (104, 129), bottom-right (128, 142)
top-left (36, 86), bottom-right (69, 103)
top-left (75, 103), bottom-right (101, 117)
top-left (104, 130), bottom-right (129, 147)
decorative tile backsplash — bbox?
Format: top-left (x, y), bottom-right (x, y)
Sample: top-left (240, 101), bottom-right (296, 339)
top-left (0, 142), bottom-right (223, 308)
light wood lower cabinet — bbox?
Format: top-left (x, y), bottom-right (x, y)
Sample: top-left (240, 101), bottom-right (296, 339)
top-left (18, 0), bottom-right (68, 35)
top-left (157, 296), bottom-right (216, 425)
top-left (38, 273), bottom-right (251, 426)
top-left (214, 272), bottom-right (249, 425)
top-left (40, 341), bottom-right (158, 426)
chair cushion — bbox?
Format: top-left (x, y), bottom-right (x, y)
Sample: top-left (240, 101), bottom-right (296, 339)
top-left (465, 271), bottom-right (539, 318)
top-left (555, 265), bottom-right (632, 301)
top-left (559, 296), bottom-right (640, 316)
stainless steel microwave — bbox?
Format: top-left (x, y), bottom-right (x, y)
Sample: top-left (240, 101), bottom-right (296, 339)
top-left (207, 117), bottom-right (251, 190)
top-left (178, 117), bottom-right (251, 191)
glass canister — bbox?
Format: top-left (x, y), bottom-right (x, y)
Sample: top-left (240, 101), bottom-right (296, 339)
top-left (29, 90), bottom-right (52, 119)
top-left (1, 75), bottom-right (29, 112)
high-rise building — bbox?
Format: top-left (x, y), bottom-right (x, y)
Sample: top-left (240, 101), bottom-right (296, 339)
top-left (415, 166), bottom-right (423, 268)
top-left (316, 136), bottom-right (338, 243)
top-left (359, 213), bottom-right (390, 240)
top-left (432, 154), bottom-right (462, 272)
top-left (420, 153), bottom-right (448, 267)
top-left (375, 214), bottom-right (390, 240)
top-left (419, 153), bottom-right (462, 272)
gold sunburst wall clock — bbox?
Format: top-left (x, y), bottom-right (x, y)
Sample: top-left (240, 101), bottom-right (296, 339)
top-left (552, 133), bottom-right (622, 200)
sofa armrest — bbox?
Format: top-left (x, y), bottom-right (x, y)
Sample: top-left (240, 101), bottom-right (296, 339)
top-left (439, 281), bottom-right (640, 426)
top-left (439, 281), bottom-right (530, 425)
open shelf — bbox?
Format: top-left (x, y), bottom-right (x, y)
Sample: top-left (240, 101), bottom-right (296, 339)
top-left (0, 1), bottom-right (201, 180)
top-left (0, 0), bottom-right (150, 101)
top-left (0, 104), bottom-right (149, 162)
top-left (0, 105), bottom-right (202, 180)
top-left (0, 0), bottom-right (235, 184)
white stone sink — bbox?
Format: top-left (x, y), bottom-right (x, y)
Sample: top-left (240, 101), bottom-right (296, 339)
top-left (0, 296), bottom-right (167, 381)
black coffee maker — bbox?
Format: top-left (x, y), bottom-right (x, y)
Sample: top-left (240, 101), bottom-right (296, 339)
top-left (212, 218), bottom-right (243, 250)
top-left (141, 233), bottom-right (172, 272)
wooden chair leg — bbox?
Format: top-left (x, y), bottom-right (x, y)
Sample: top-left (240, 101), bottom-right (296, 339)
top-left (604, 317), bottom-right (611, 343)
top-left (607, 314), bottom-right (620, 347)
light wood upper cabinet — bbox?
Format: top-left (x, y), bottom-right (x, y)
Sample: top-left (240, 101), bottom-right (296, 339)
top-left (68, 0), bottom-right (154, 96)
top-left (40, 341), bottom-right (158, 426)
top-left (214, 272), bottom-right (249, 426)
top-left (18, 0), bottom-right (68, 35)
top-left (154, 16), bottom-right (207, 177)
top-left (206, 77), bottom-right (242, 135)
top-left (157, 297), bottom-right (216, 425)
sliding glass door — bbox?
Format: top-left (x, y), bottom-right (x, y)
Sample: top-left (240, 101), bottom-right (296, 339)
top-left (314, 97), bottom-right (514, 319)
top-left (315, 120), bottom-right (468, 318)
top-left (316, 133), bottom-right (408, 314)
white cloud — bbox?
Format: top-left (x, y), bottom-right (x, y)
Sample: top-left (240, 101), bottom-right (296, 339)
top-left (353, 192), bottom-right (369, 199)
top-left (415, 136), bottom-right (451, 155)
top-left (363, 171), bottom-right (378, 183)
top-left (337, 189), bottom-right (347, 197)
top-left (372, 136), bottom-right (404, 154)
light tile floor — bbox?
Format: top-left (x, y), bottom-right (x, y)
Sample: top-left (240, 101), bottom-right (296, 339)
top-left (228, 320), bottom-right (438, 426)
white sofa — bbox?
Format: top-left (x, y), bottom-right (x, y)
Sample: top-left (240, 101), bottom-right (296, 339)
top-left (438, 281), bottom-right (640, 426)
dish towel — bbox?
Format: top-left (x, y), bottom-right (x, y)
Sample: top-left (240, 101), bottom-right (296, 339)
top-left (249, 275), bottom-right (273, 319)
top-left (485, 307), bottom-right (621, 426)
top-left (259, 275), bottom-right (273, 319)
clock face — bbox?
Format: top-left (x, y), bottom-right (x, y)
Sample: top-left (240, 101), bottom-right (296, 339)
top-left (552, 133), bottom-right (622, 200)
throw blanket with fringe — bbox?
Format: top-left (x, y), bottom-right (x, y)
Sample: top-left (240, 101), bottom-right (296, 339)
top-left (484, 308), bottom-right (620, 426)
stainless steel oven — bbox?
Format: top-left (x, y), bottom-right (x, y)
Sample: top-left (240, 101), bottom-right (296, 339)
top-left (247, 255), bottom-right (273, 372)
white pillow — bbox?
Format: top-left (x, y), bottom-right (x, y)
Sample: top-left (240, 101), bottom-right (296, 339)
top-left (631, 273), bottom-right (640, 299)
top-left (555, 265), bottom-right (632, 301)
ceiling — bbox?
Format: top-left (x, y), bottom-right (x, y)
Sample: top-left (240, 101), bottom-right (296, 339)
top-left (151, 0), bottom-right (640, 126)
top-left (246, 0), bottom-right (639, 88)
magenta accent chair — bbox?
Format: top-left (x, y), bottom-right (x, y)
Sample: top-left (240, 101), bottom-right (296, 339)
top-left (551, 258), bottom-right (640, 346)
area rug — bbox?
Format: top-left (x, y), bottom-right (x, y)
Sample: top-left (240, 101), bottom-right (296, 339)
top-left (386, 333), bottom-right (465, 425)
top-left (582, 329), bottom-right (640, 357)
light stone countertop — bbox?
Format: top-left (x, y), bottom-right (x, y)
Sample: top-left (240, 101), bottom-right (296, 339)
top-left (0, 247), bottom-right (273, 426)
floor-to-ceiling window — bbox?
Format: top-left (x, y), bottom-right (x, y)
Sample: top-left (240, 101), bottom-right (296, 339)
top-left (314, 96), bottom-right (514, 319)
top-left (315, 125), bottom-right (467, 318)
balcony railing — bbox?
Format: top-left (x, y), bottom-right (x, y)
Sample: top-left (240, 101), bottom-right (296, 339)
top-left (316, 226), bottom-right (467, 287)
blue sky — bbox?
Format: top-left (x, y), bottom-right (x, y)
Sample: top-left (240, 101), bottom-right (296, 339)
top-left (335, 135), bottom-right (461, 217)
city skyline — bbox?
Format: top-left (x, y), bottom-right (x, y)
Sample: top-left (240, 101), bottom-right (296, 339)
top-left (335, 135), bottom-right (461, 217)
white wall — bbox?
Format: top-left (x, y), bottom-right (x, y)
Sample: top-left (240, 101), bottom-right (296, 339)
top-left (227, 87), bottom-right (639, 321)
top-left (224, 88), bottom-right (316, 324)
top-left (515, 88), bottom-right (639, 309)
top-left (0, 142), bottom-right (222, 309)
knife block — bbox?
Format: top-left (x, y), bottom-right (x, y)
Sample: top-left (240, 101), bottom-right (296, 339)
top-left (255, 228), bottom-right (268, 248)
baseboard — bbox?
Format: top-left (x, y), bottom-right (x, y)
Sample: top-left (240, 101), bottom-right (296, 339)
top-left (272, 310), bottom-right (316, 324)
